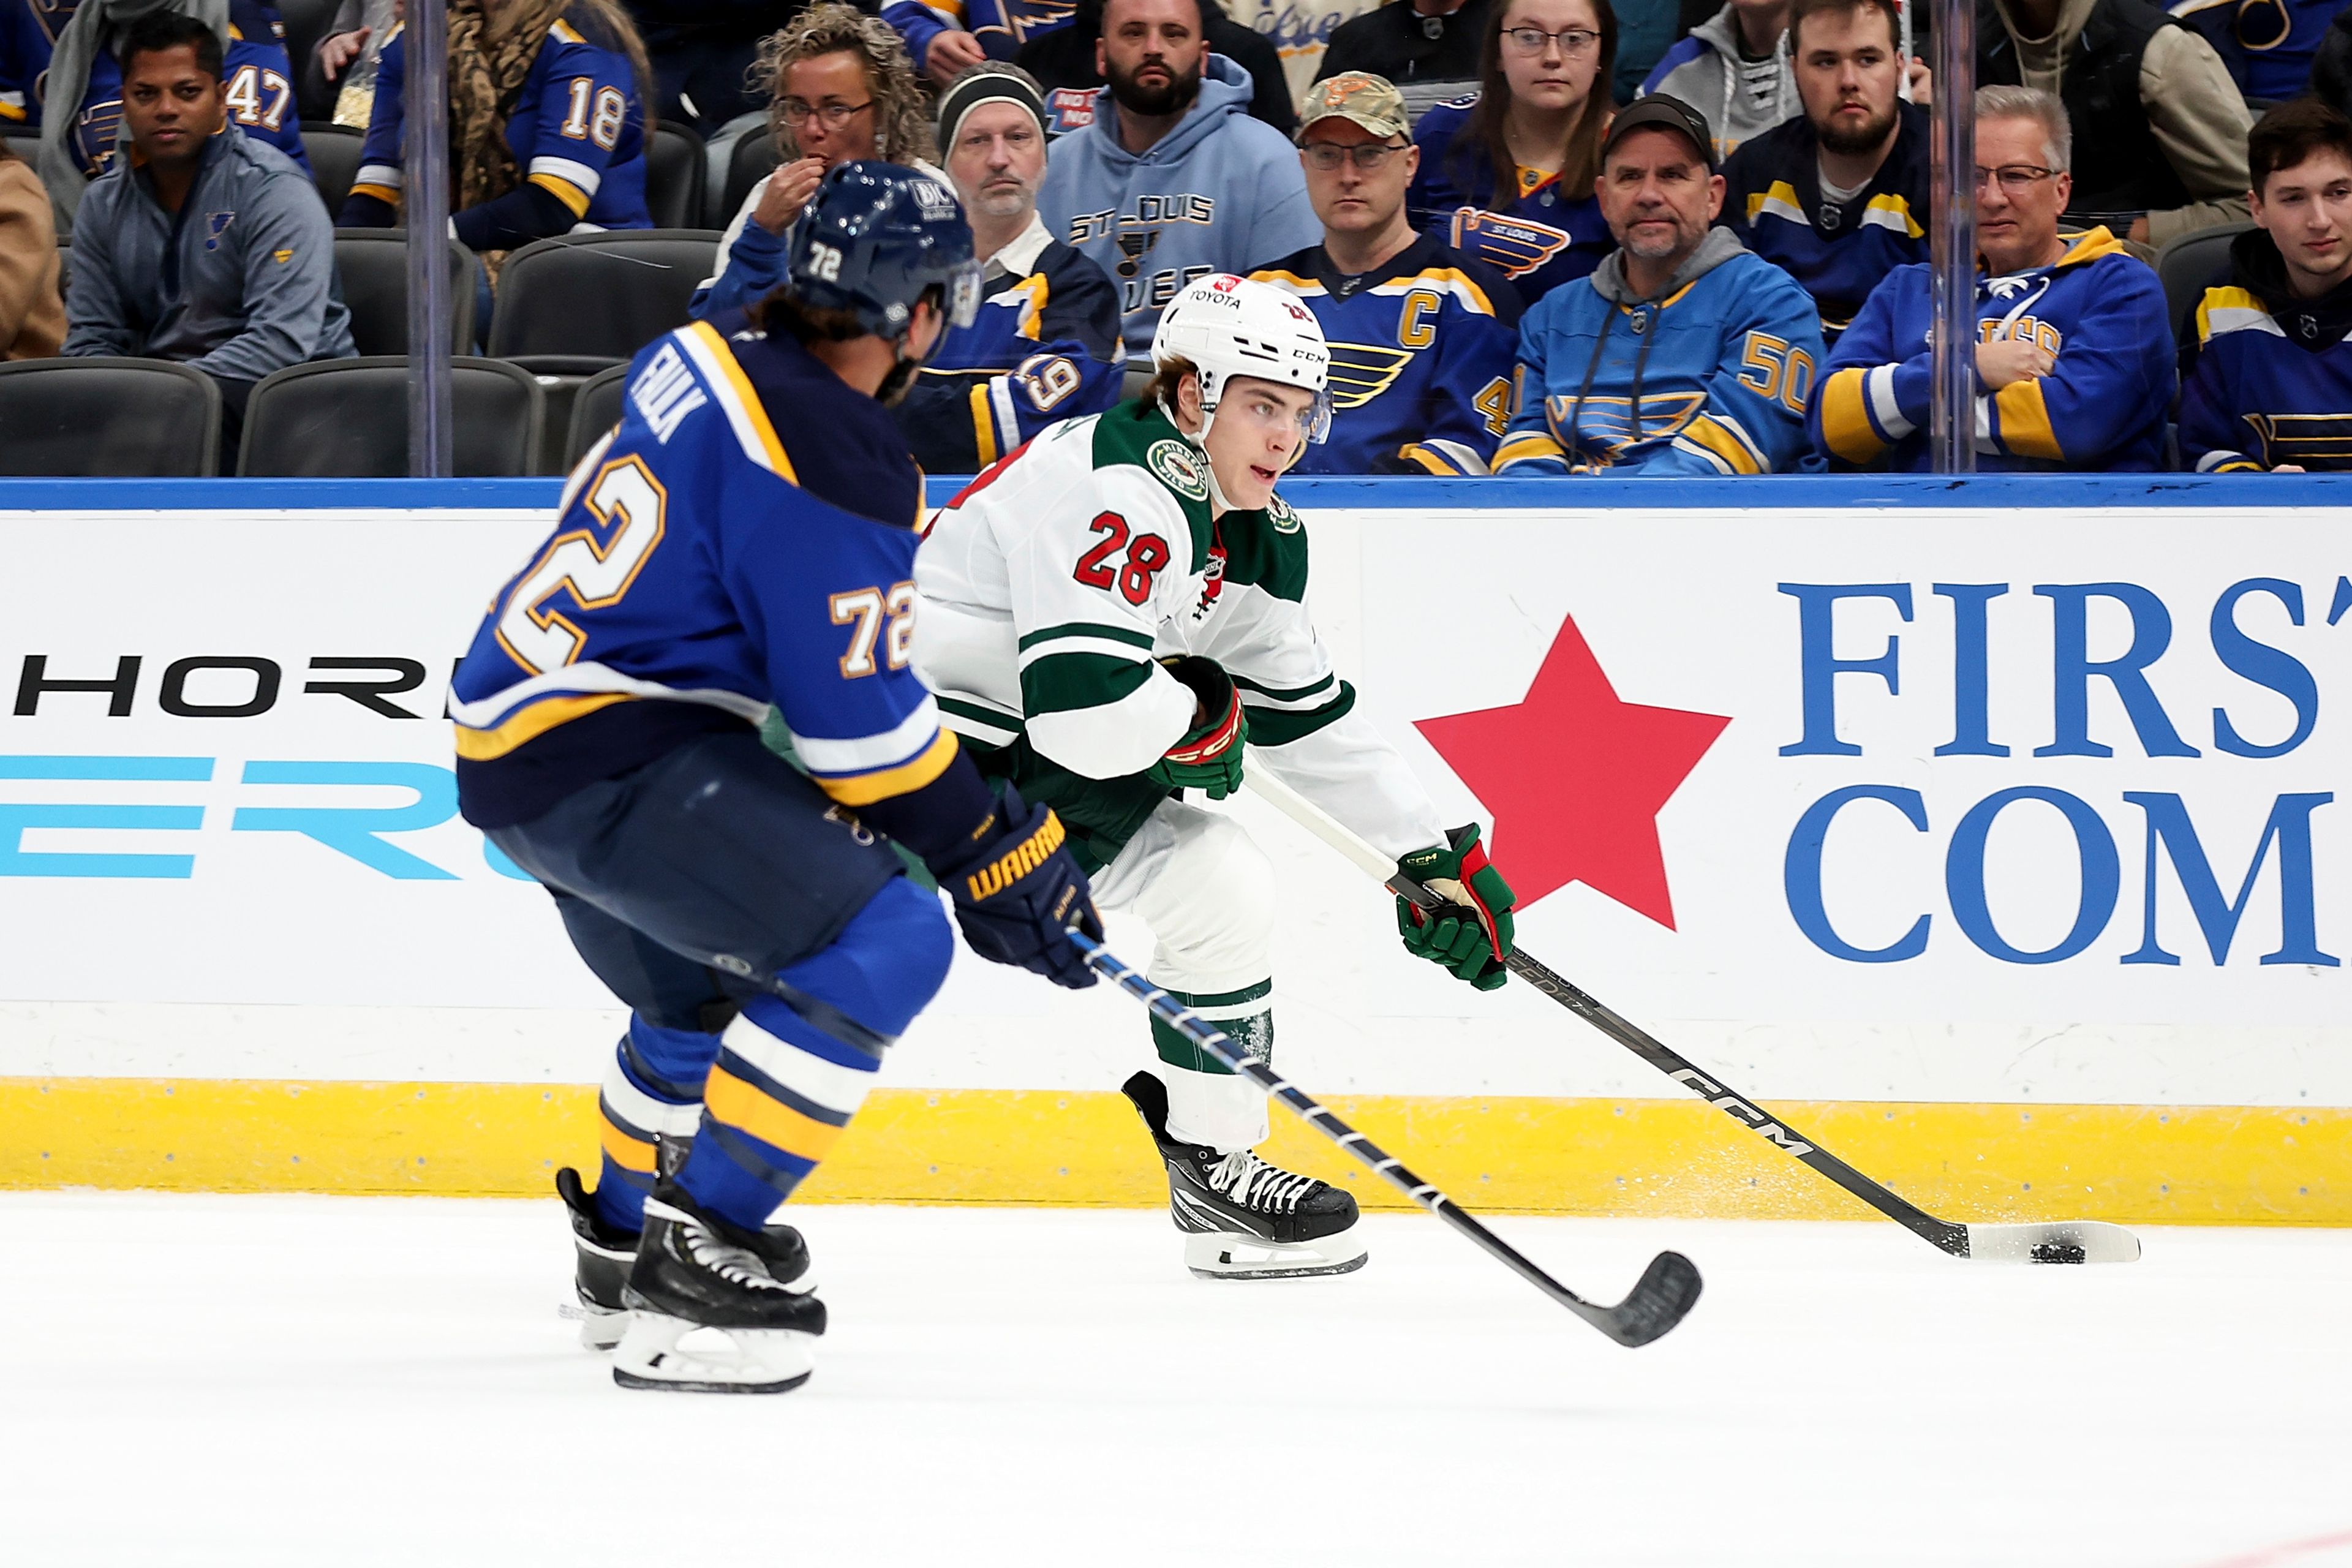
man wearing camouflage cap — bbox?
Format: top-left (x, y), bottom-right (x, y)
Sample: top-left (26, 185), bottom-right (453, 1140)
top-left (1248, 71), bottom-right (1524, 474)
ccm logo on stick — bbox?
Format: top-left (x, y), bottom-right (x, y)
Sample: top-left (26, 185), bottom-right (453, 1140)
top-left (1668, 1070), bottom-right (1815, 1156)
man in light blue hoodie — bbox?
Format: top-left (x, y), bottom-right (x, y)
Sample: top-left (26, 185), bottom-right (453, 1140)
top-left (1037, 0), bottom-right (1319, 354)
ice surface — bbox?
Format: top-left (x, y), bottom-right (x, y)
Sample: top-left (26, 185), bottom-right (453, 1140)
top-left (4, 1193), bottom-right (2348, 1567)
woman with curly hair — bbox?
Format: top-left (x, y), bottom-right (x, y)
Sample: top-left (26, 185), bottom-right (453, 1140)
top-left (691, 2), bottom-right (944, 318)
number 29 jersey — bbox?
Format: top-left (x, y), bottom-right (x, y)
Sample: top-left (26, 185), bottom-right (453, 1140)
top-left (910, 398), bottom-right (1444, 860)
top-left (450, 315), bottom-right (956, 831)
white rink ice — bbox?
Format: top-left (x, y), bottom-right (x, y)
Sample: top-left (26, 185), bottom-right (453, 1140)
top-left (6, 1194), bottom-right (2349, 1568)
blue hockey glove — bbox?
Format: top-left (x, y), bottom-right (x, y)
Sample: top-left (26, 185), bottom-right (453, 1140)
top-left (929, 785), bottom-right (1102, 989)
top-left (1396, 824), bottom-right (1517, 990)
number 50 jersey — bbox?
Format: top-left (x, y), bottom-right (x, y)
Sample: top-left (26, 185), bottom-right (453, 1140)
top-left (450, 317), bottom-right (957, 831)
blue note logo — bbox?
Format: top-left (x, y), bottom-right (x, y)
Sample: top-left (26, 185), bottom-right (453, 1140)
top-left (204, 211), bottom-right (236, 251)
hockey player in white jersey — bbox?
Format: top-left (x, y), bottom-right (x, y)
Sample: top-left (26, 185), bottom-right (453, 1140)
top-left (911, 273), bottom-right (1521, 1278)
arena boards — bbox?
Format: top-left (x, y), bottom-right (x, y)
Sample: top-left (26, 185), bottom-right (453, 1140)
top-left (3, 475), bottom-right (2348, 1224)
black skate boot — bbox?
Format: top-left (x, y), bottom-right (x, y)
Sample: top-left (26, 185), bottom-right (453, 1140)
top-left (611, 1180), bottom-right (826, 1393)
top-left (554, 1167), bottom-right (638, 1350)
top-left (1121, 1071), bottom-right (1367, 1280)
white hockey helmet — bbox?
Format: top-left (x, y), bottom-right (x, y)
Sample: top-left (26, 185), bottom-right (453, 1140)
top-left (1150, 274), bottom-right (1333, 445)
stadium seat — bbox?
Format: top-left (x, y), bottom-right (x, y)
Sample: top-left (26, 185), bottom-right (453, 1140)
top-left (238, 356), bottom-right (543, 476)
top-left (723, 130), bottom-right (784, 228)
top-left (565, 363), bottom-right (631, 469)
top-left (278, 0), bottom-right (344, 120)
top-left (647, 121), bottom-right (704, 230)
top-left (304, 122), bottom-right (365, 213)
top-left (703, 110), bottom-right (769, 226)
top-left (333, 230), bottom-right (481, 355)
top-left (515, 355), bottom-right (627, 475)
top-left (1122, 365), bottom-right (1154, 401)
top-left (487, 230), bottom-right (719, 361)
top-left (0, 359), bottom-right (221, 476)
top-left (2157, 222), bottom-right (2256, 344)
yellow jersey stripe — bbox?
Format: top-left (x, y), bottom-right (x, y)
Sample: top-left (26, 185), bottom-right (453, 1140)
top-left (681, 320), bottom-right (795, 479)
top-left (1993, 378), bottom-right (2062, 460)
top-left (1494, 431), bottom-right (1567, 470)
top-left (452, 692), bottom-right (635, 760)
top-left (550, 18), bottom-right (585, 42)
top-left (348, 182), bottom-right (401, 206)
top-left (529, 172), bottom-right (592, 218)
top-left (0, 99), bottom-right (29, 122)
top-left (970, 382), bottom-right (998, 467)
top-left (1681, 416), bottom-right (1763, 475)
top-left (1398, 443), bottom-right (1458, 475)
top-left (704, 1066), bottom-right (849, 1162)
top-left (813, 728), bottom-right (960, 807)
top-left (1818, 366), bottom-right (1886, 464)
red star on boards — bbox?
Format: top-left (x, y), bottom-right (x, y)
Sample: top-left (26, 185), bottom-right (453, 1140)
top-left (1414, 615), bottom-right (1730, 930)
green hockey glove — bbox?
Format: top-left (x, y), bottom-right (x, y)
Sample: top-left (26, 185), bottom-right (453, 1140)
top-left (1395, 824), bottom-right (1517, 990)
top-left (1146, 656), bottom-right (1246, 800)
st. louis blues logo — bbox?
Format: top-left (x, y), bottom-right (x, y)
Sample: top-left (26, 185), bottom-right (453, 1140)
top-left (1448, 206), bottom-right (1571, 280)
top-left (205, 211), bottom-right (237, 251)
top-left (1114, 227), bottom-right (1158, 279)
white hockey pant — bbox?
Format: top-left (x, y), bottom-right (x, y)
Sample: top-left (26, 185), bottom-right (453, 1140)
top-left (1088, 799), bottom-right (1275, 1152)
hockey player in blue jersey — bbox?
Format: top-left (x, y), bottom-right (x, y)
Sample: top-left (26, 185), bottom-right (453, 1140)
top-left (9, 0), bottom-right (309, 208)
top-left (2180, 99), bottom-right (2352, 473)
top-left (341, 0), bottom-right (653, 246)
top-left (1407, 0), bottom-right (1615, 307)
top-left (451, 163), bottom-right (1102, 1393)
top-left (1496, 94), bottom-right (1826, 475)
top-left (1253, 72), bottom-right (1522, 475)
top-left (896, 63), bottom-right (1123, 472)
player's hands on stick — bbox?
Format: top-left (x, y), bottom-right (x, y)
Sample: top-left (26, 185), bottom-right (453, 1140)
top-left (931, 785), bottom-right (1102, 989)
top-left (1396, 824), bottom-right (1516, 989)
top-left (1147, 656), bottom-right (1246, 799)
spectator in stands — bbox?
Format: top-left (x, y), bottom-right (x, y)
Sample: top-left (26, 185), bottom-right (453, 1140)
top-left (24, 0), bottom-right (310, 227)
top-left (617, 0), bottom-right (801, 133)
top-left (2174, 0), bottom-right (2335, 108)
top-left (0, 136), bottom-right (63, 358)
top-left (899, 63), bottom-right (1124, 470)
top-left (1495, 94), bottom-right (1825, 473)
top-left (1036, 0), bottom-right (1319, 353)
top-left (1253, 71), bottom-right (1523, 472)
top-left (1611, 0), bottom-right (1678, 99)
top-left (308, 0), bottom-right (398, 127)
top-left (2303, 9), bottom-right (2352, 125)
top-left (691, 3), bottom-right (943, 319)
top-left (1640, 0), bottom-right (1796, 158)
top-left (62, 12), bottom-right (351, 450)
top-left (342, 0), bottom-right (654, 253)
top-left (1814, 86), bottom-right (2172, 470)
top-left (2179, 97), bottom-right (2352, 471)
top-left (1016, 0), bottom-right (1296, 134)
top-left (1314, 0), bottom-right (1498, 109)
top-left (1721, 0), bottom-right (1927, 341)
top-left (1978, 0), bottom-right (2252, 247)
top-left (1408, 0), bottom-right (1615, 307)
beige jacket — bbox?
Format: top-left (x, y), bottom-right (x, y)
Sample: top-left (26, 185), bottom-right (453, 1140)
top-left (0, 154), bottom-right (64, 360)
top-left (1989, 0), bottom-right (2252, 247)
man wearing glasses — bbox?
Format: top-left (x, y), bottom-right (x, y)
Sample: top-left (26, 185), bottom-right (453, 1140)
top-left (1813, 84), bottom-right (2173, 472)
top-left (1252, 72), bottom-right (1523, 473)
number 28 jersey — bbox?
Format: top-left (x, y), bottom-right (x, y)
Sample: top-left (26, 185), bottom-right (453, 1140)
top-left (910, 398), bottom-right (1445, 859)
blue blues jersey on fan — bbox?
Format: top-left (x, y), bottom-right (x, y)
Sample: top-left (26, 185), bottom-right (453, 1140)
top-left (894, 216), bottom-right (1124, 473)
top-left (0, 0), bottom-right (309, 175)
top-left (1408, 94), bottom-right (1610, 309)
top-left (880, 0), bottom-right (1076, 71)
top-left (349, 11), bottom-right (650, 239)
top-left (1251, 232), bottom-right (1523, 474)
top-left (2171, 0), bottom-right (2336, 101)
top-left (1721, 102), bottom-right (1929, 342)
top-left (2178, 228), bottom-right (2352, 472)
top-left (451, 312), bottom-right (956, 830)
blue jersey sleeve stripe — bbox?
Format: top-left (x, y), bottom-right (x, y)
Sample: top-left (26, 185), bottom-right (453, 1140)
top-left (812, 729), bottom-right (961, 806)
top-left (791, 696), bottom-right (948, 775)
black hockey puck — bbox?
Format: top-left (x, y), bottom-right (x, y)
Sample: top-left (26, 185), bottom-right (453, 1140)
top-left (2029, 1240), bottom-right (2087, 1264)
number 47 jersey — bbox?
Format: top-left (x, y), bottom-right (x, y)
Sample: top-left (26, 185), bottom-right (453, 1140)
top-left (449, 317), bottom-right (957, 832)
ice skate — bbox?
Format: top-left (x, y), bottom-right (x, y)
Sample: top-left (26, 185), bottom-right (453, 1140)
top-left (611, 1182), bottom-right (826, 1393)
top-left (1121, 1072), bottom-right (1367, 1280)
top-left (554, 1167), bottom-right (637, 1349)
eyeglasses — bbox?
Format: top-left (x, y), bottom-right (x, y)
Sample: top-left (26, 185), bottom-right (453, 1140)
top-left (1502, 26), bottom-right (1601, 56)
top-left (780, 98), bottom-right (874, 128)
top-left (1301, 141), bottom-right (1409, 172)
top-left (1975, 164), bottom-right (2056, 194)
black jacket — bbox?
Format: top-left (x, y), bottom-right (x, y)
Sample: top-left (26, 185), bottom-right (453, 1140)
top-left (1978, 0), bottom-right (2190, 222)
top-left (1017, 0), bottom-right (1298, 135)
top-left (1314, 0), bottom-right (1494, 88)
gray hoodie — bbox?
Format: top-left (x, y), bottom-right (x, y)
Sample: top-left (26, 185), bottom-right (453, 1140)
top-left (1037, 54), bottom-right (1321, 355)
top-left (1637, 3), bottom-right (1798, 159)
top-left (62, 127), bottom-right (353, 384)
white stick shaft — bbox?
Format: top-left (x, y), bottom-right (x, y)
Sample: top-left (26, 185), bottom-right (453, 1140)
top-left (1239, 758), bottom-right (1398, 883)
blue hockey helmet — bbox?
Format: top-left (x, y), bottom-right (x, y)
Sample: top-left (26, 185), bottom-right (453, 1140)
top-left (786, 160), bottom-right (982, 344)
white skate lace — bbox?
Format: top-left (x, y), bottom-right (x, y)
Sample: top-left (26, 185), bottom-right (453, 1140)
top-left (1206, 1150), bottom-right (1320, 1215)
top-left (683, 1225), bottom-right (793, 1292)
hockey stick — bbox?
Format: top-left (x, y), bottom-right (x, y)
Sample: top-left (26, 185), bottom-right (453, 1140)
top-left (1240, 766), bottom-right (2143, 1266)
top-left (1066, 929), bottom-right (1702, 1348)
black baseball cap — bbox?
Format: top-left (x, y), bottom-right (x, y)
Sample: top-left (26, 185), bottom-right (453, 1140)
top-left (1602, 94), bottom-right (1717, 169)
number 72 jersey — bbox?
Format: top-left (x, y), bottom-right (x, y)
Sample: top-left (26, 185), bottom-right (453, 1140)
top-left (448, 318), bottom-right (955, 831)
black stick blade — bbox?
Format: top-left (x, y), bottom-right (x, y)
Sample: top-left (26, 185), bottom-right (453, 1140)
top-left (1587, 1250), bottom-right (1703, 1348)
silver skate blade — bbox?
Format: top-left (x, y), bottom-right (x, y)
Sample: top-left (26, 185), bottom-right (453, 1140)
top-left (557, 1298), bottom-right (629, 1351)
top-left (610, 1312), bottom-right (816, 1393)
top-left (1958, 1219), bottom-right (2142, 1264)
top-left (1183, 1229), bottom-right (1370, 1280)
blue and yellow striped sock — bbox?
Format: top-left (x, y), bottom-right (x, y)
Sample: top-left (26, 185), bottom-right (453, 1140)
top-left (593, 1015), bottom-right (717, 1234)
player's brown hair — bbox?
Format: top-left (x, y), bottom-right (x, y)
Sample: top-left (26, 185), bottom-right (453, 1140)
top-left (1139, 355), bottom-right (1198, 418)
top-left (2250, 98), bottom-right (2352, 196)
top-left (1447, 0), bottom-right (1617, 215)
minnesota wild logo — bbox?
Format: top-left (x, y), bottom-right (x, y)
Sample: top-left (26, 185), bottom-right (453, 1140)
top-left (1147, 439), bottom-right (1209, 502)
top-left (1266, 493), bottom-right (1302, 533)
